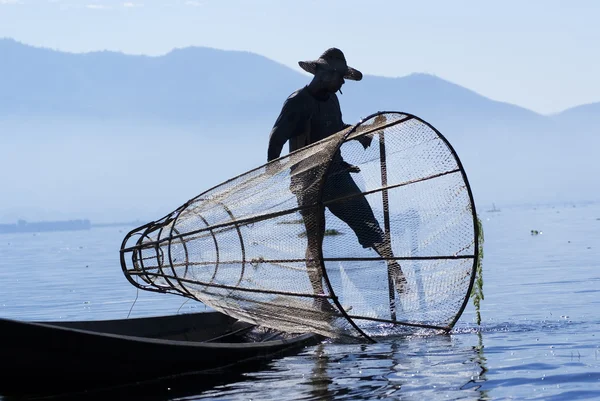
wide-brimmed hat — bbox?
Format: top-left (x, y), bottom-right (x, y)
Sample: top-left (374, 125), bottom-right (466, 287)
top-left (298, 48), bottom-right (363, 81)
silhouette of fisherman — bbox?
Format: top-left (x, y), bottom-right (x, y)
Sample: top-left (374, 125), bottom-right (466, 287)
top-left (267, 48), bottom-right (407, 312)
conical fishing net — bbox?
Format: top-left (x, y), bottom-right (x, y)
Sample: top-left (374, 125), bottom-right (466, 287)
top-left (120, 112), bottom-right (479, 342)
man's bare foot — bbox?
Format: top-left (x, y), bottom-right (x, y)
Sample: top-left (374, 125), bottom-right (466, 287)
top-left (313, 297), bottom-right (339, 314)
top-left (389, 261), bottom-right (409, 296)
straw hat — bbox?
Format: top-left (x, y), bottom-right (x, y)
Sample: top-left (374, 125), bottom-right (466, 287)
top-left (298, 48), bottom-right (363, 81)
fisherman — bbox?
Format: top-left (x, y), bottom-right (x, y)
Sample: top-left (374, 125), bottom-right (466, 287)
top-left (267, 48), bottom-right (407, 312)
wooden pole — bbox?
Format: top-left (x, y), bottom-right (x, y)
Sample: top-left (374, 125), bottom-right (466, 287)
top-left (378, 128), bottom-right (396, 321)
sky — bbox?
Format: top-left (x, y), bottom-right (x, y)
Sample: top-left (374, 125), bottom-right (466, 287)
top-left (0, 0), bottom-right (598, 115)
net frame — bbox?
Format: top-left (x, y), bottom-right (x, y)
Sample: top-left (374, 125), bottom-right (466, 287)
top-left (120, 111), bottom-right (480, 342)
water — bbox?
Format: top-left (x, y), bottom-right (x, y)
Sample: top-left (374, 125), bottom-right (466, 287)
top-left (1, 202), bottom-right (599, 400)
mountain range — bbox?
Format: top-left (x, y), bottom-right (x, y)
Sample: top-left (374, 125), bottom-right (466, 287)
top-left (1, 38), bottom-right (598, 222)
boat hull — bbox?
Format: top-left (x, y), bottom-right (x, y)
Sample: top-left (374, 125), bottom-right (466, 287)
top-left (0, 311), bottom-right (319, 396)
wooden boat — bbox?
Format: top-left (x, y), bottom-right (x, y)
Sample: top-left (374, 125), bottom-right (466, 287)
top-left (0, 311), bottom-right (320, 397)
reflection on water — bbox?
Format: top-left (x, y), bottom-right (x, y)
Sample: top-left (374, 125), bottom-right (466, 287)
top-left (1, 202), bottom-right (600, 400)
top-left (460, 331), bottom-right (489, 400)
top-left (308, 343), bottom-right (335, 400)
top-left (198, 331), bottom-right (486, 400)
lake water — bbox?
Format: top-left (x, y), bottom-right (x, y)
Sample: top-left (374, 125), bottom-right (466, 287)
top-left (1, 201), bottom-right (599, 400)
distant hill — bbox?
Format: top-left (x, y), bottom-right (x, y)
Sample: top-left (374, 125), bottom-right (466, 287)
top-left (1, 38), bottom-right (547, 128)
top-left (1, 38), bottom-right (599, 222)
top-left (0, 38), bottom-right (304, 123)
top-left (554, 101), bottom-right (600, 119)
top-left (552, 102), bottom-right (600, 133)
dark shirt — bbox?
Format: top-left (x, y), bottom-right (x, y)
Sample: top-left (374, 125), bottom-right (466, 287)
top-left (267, 86), bottom-right (348, 162)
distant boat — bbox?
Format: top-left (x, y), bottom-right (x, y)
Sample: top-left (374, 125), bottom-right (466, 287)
top-left (486, 203), bottom-right (501, 213)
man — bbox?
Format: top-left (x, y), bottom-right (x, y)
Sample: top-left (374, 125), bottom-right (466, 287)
top-left (267, 48), bottom-right (406, 311)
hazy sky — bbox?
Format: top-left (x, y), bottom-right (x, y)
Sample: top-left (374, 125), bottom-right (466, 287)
top-left (1, 0), bottom-right (598, 114)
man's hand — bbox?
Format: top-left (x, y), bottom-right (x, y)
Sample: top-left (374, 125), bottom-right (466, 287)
top-left (348, 164), bottom-right (361, 173)
top-left (342, 161), bottom-right (361, 173)
top-left (355, 114), bottom-right (387, 149)
top-left (357, 134), bottom-right (373, 149)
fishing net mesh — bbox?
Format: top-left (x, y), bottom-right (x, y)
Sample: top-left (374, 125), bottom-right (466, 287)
top-left (120, 112), bottom-right (478, 341)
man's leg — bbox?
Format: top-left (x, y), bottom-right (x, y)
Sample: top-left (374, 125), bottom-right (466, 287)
top-left (371, 240), bottom-right (408, 294)
top-left (291, 173), bottom-right (337, 313)
top-left (300, 210), bottom-right (339, 313)
top-left (324, 171), bottom-right (408, 295)
top-left (301, 209), bottom-right (325, 295)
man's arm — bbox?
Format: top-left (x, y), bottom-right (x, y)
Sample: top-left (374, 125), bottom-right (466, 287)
top-left (267, 96), bottom-right (310, 162)
top-left (333, 94), bottom-right (373, 150)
